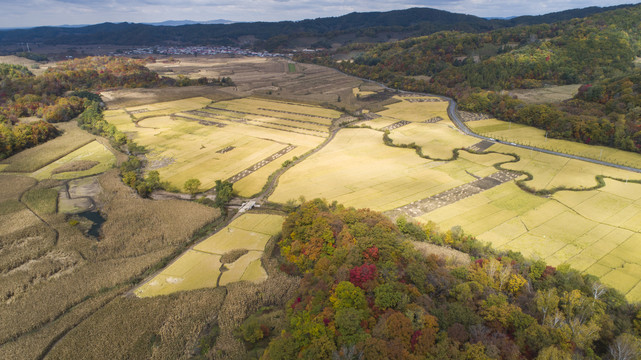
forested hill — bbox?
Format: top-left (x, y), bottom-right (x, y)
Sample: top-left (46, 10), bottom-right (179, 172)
top-left (250, 199), bottom-right (641, 359)
top-left (0, 4), bottom-right (635, 50)
top-left (299, 4), bottom-right (641, 153)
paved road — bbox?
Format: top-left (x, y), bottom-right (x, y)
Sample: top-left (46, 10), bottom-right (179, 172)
top-left (441, 97), bottom-right (641, 174)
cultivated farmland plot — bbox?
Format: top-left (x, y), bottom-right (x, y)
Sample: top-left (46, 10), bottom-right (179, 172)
top-left (135, 213), bottom-right (283, 297)
top-left (106, 96), bottom-right (336, 196)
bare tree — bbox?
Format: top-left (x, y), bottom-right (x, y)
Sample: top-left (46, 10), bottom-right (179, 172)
top-left (609, 333), bottom-right (641, 360)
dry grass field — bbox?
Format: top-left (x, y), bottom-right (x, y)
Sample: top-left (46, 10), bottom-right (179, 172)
top-left (508, 84), bottom-right (580, 104)
top-left (0, 165), bottom-right (220, 356)
top-left (135, 213), bottom-right (283, 298)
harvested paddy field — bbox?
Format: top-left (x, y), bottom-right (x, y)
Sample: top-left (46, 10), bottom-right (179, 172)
top-left (135, 213), bottom-right (283, 297)
top-left (106, 96), bottom-right (331, 196)
top-left (145, 56), bottom-right (390, 112)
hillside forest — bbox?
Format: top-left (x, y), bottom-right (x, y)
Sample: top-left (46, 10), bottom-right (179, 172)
top-left (297, 5), bottom-right (641, 153)
top-left (245, 199), bottom-right (641, 359)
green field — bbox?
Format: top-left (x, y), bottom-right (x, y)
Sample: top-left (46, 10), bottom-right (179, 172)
top-left (105, 97), bottom-right (330, 196)
top-left (135, 213), bottom-right (283, 297)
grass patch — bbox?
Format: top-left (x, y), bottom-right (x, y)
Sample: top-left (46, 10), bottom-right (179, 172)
top-left (22, 187), bottom-right (58, 214)
top-left (0, 199), bottom-right (25, 215)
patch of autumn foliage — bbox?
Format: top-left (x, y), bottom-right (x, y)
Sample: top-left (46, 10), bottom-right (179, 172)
top-left (260, 199), bottom-right (641, 359)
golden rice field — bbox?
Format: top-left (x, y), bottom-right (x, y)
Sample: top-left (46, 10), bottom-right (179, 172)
top-left (415, 178), bottom-right (641, 301)
top-left (266, 97), bottom-right (641, 299)
top-left (388, 121), bottom-right (479, 159)
top-left (135, 213), bottom-right (283, 297)
top-left (105, 97), bottom-right (330, 196)
top-left (377, 95), bottom-right (449, 122)
top-left (491, 143), bottom-right (641, 191)
top-left (269, 128), bottom-right (512, 211)
top-left (468, 118), bottom-right (641, 169)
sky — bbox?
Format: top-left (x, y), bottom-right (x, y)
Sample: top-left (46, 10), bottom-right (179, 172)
top-left (0, 0), bottom-right (638, 28)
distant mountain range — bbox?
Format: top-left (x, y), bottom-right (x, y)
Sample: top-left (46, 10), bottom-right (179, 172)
top-left (0, 4), bottom-right (634, 51)
top-left (145, 19), bottom-right (235, 26)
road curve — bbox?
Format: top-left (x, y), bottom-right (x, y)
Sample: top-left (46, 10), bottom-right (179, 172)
top-left (340, 68), bottom-right (641, 174)
top-left (441, 96), bottom-right (641, 174)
